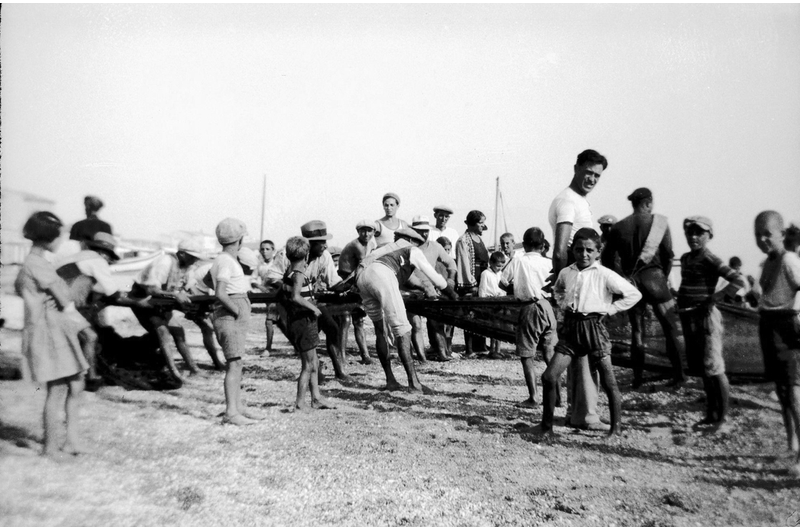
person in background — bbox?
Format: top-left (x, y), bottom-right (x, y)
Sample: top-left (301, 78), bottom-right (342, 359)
top-left (751, 211), bottom-right (800, 477)
top-left (784, 223), bottom-right (800, 254)
top-left (678, 216), bottom-right (745, 434)
top-left (182, 258), bottom-right (227, 371)
top-left (479, 251), bottom-right (508, 359)
top-left (456, 210), bottom-right (490, 358)
top-left (70, 195), bottom-right (112, 243)
top-left (548, 149), bottom-right (608, 431)
top-left (374, 192), bottom-right (410, 248)
top-left (16, 212), bottom-right (91, 460)
top-left (337, 219), bottom-right (378, 365)
top-left (256, 239), bottom-right (279, 355)
top-left (429, 205), bottom-right (459, 259)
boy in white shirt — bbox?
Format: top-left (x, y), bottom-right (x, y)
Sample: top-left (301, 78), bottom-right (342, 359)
top-left (479, 251), bottom-right (507, 359)
top-left (541, 228), bottom-right (642, 438)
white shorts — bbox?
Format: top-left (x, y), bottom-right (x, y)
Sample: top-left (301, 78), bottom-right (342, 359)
top-left (357, 263), bottom-right (412, 338)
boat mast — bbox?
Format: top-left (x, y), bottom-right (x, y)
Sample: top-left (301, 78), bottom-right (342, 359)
top-left (260, 173), bottom-right (267, 242)
top-left (493, 176), bottom-right (500, 249)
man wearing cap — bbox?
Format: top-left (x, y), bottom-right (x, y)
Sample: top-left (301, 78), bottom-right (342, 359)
top-left (267, 221), bottom-right (350, 381)
top-left (55, 232), bottom-right (152, 390)
top-left (336, 219), bottom-right (379, 365)
top-left (70, 195), bottom-right (113, 243)
top-left (128, 239), bottom-right (206, 382)
top-left (356, 227), bottom-right (457, 392)
top-left (409, 215), bottom-right (458, 362)
top-left (548, 149), bottom-right (608, 430)
top-left (429, 205), bottom-right (459, 259)
top-left (602, 187), bottom-right (685, 388)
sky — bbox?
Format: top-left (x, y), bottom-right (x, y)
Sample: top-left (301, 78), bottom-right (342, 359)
top-left (2, 4), bottom-right (799, 276)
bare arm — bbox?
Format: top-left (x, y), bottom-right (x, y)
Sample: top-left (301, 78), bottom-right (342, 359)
top-left (552, 222), bottom-right (573, 279)
top-left (290, 272), bottom-right (321, 317)
top-left (215, 280), bottom-right (239, 316)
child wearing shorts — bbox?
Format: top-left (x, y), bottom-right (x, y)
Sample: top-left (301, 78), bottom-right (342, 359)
top-left (15, 211), bottom-right (91, 460)
top-left (277, 236), bottom-right (334, 411)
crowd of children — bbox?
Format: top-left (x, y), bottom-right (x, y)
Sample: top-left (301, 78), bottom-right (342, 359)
top-left (14, 199), bottom-right (800, 475)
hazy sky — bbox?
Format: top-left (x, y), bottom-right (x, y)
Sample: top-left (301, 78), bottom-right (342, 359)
top-left (2, 4), bottom-right (798, 274)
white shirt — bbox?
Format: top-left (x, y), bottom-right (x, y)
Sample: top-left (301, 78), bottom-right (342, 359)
top-left (211, 252), bottom-right (250, 295)
top-left (135, 253), bottom-right (178, 288)
top-left (267, 249), bottom-right (340, 292)
top-left (186, 262), bottom-right (214, 296)
top-left (554, 261), bottom-right (642, 316)
top-left (56, 250), bottom-right (120, 296)
top-left (548, 187), bottom-right (594, 246)
top-left (501, 251), bottom-right (551, 302)
top-left (428, 226), bottom-right (460, 258)
top-left (478, 269), bottom-right (504, 297)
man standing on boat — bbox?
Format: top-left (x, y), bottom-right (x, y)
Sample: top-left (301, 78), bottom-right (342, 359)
top-left (601, 187), bottom-right (686, 388)
top-left (548, 149), bottom-right (608, 431)
top-left (70, 195), bottom-right (113, 243)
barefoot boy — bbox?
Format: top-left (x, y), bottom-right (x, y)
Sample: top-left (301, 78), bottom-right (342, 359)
top-left (479, 251), bottom-right (507, 358)
top-left (541, 228), bottom-right (641, 437)
top-left (752, 211), bottom-right (800, 475)
top-left (677, 216), bottom-right (745, 433)
top-left (277, 236), bottom-right (335, 411)
top-left (500, 227), bottom-right (558, 408)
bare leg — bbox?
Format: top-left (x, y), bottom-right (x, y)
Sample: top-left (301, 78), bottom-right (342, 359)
top-left (265, 317), bottom-right (275, 352)
top-left (43, 380), bottom-right (68, 456)
top-left (427, 319), bottom-right (449, 362)
top-left (396, 333), bottom-right (429, 392)
top-left (337, 314), bottom-right (352, 363)
top-left (62, 375), bottom-right (89, 454)
top-left (155, 325), bottom-right (184, 382)
top-left (541, 352), bottom-right (572, 434)
top-left (653, 299), bottom-right (686, 385)
top-left (223, 358), bottom-right (253, 425)
top-left (596, 356), bottom-right (622, 436)
top-left (628, 304), bottom-right (645, 388)
top-left (169, 324), bottom-right (199, 375)
top-left (517, 357), bottom-right (538, 407)
top-left (464, 330), bottom-right (475, 358)
top-left (697, 376), bottom-right (718, 425)
top-left (409, 314), bottom-right (427, 363)
top-left (78, 328), bottom-right (99, 380)
top-left (309, 348), bottom-right (335, 409)
top-left (353, 315), bottom-right (371, 364)
top-left (711, 373), bottom-right (731, 433)
top-left (320, 309), bottom-right (350, 381)
top-left (296, 348), bottom-right (312, 411)
top-left (374, 320), bottom-right (402, 391)
top-left (788, 385), bottom-right (800, 461)
top-left (195, 318), bottom-right (225, 370)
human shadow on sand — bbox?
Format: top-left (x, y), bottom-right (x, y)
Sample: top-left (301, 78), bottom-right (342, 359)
top-left (0, 420), bottom-right (41, 449)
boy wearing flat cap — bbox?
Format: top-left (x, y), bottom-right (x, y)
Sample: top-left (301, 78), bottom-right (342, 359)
top-left (678, 215), bottom-right (746, 434)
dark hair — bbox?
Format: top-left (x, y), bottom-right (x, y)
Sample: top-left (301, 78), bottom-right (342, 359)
top-left (260, 240), bottom-right (274, 248)
top-left (728, 256), bottom-right (742, 269)
top-left (575, 149), bottom-right (608, 170)
top-left (436, 236), bottom-right (451, 248)
top-left (571, 227), bottom-right (601, 249)
top-left (522, 227), bottom-right (546, 249)
top-left (490, 251), bottom-right (506, 264)
top-left (23, 211), bottom-right (63, 243)
top-left (285, 236), bottom-right (309, 262)
top-left (465, 210), bottom-right (485, 226)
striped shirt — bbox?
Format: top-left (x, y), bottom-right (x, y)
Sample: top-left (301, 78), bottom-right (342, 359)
top-left (678, 248), bottom-right (745, 307)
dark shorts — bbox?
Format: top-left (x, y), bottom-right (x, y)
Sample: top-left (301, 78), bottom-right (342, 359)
top-left (555, 312), bottom-right (612, 360)
top-left (285, 315), bottom-right (320, 352)
top-left (631, 267), bottom-right (674, 306)
top-left (264, 303), bottom-right (280, 322)
top-left (516, 299), bottom-right (557, 358)
top-left (759, 311), bottom-right (800, 386)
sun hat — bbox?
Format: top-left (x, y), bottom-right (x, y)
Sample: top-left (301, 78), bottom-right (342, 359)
top-left (684, 216), bottom-right (714, 237)
top-left (395, 227), bottom-right (425, 244)
top-left (177, 239), bottom-right (205, 259)
top-left (382, 192), bottom-right (400, 205)
top-left (86, 231), bottom-right (120, 261)
top-left (216, 218), bottom-right (247, 245)
top-left (411, 215), bottom-right (433, 231)
top-left (300, 220), bottom-right (333, 241)
top-left (237, 247), bottom-right (259, 270)
top-left (356, 219), bottom-right (377, 231)
top-left (433, 205), bottom-right (454, 215)
top-left (597, 215), bottom-right (617, 226)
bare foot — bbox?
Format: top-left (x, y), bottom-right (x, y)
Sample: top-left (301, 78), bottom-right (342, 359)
top-left (382, 382), bottom-right (404, 392)
top-left (311, 399), bottom-right (336, 410)
top-left (336, 374), bottom-right (356, 384)
top-left (42, 449), bottom-right (73, 463)
top-left (421, 385), bottom-right (436, 395)
top-left (515, 398), bottom-right (538, 409)
top-left (606, 428), bottom-right (623, 438)
top-left (222, 414), bottom-right (256, 426)
top-left (359, 357), bottom-right (373, 365)
top-left (710, 420), bottom-right (732, 435)
top-left (61, 442), bottom-right (93, 456)
top-left (241, 409), bottom-right (267, 421)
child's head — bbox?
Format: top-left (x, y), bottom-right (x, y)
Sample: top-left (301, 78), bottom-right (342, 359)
top-left (499, 233), bottom-right (515, 255)
top-left (683, 216), bottom-right (713, 252)
top-left (285, 236), bottom-right (310, 263)
top-left (571, 228), bottom-right (601, 269)
top-left (216, 218), bottom-right (247, 250)
top-left (259, 240), bottom-right (275, 261)
top-left (522, 227), bottom-right (546, 253)
top-left (177, 239), bottom-right (204, 267)
top-left (23, 211), bottom-right (63, 249)
top-left (237, 247), bottom-right (259, 275)
top-left (489, 251), bottom-right (506, 272)
top-left (355, 220), bottom-right (376, 245)
top-left (728, 256), bottom-right (742, 271)
top-left (436, 236), bottom-right (452, 255)
top-left (754, 210), bottom-right (785, 257)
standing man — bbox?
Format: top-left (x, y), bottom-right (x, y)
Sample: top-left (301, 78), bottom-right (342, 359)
top-left (70, 195), bottom-right (113, 243)
top-left (428, 205), bottom-right (459, 259)
top-left (548, 149), bottom-right (608, 430)
top-left (601, 188), bottom-right (686, 388)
